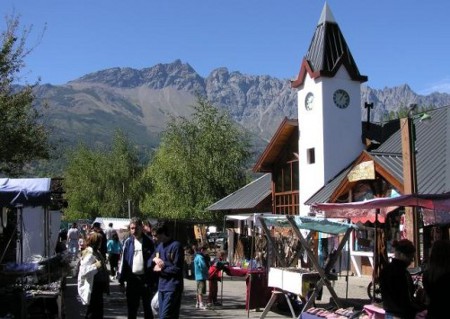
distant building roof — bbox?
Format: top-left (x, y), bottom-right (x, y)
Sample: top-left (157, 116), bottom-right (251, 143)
top-left (207, 173), bottom-right (272, 212)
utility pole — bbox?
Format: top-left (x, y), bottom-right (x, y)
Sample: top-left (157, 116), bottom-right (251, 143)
top-left (401, 115), bottom-right (420, 266)
top-left (123, 182), bottom-right (132, 219)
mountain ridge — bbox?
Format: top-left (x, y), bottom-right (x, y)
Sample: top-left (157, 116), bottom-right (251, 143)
top-left (33, 60), bottom-right (450, 158)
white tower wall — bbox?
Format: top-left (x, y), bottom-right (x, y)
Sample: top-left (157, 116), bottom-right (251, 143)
top-left (298, 66), bottom-right (364, 215)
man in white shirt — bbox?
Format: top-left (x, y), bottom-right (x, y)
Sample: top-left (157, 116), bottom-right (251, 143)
top-left (105, 222), bottom-right (114, 241)
top-left (118, 217), bottom-right (156, 319)
top-left (67, 222), bottom-right (80, 260)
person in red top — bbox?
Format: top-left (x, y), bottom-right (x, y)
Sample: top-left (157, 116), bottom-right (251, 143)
top-left (208, 250), bottom-right (227, 306)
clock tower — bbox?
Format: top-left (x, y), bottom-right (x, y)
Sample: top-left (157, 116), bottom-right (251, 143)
top-left (292, 3), bottom-right (368, 215)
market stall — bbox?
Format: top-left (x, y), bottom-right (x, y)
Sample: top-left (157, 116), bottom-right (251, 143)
top-left (0, 178), bottom-right (69, 318)
top-left (224, 213), bottom-right (273, 266)
top-left (257, 215), bottom-right (357, 318)
top-left (220, 213), bottom-right (277, 317)
top-left (312, 192), bottom-right (450, 304)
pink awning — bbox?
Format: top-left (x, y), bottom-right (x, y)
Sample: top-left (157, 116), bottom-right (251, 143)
top-left (312, 193), bottom-right (450, 223)
top-left (312, 207), bottom-right (396, 223)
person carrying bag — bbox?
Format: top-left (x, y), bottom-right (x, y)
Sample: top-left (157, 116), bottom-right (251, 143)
top-left (78, 231), bottom-right (109, 319)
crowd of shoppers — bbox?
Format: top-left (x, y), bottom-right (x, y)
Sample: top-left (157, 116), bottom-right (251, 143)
top-left (70, 218), bottom-right (230, 319)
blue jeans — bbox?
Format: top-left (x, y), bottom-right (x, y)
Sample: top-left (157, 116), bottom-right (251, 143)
top-left (385, 313), bottom-right (402, 319)
top-left (158, 290), bottom-right (183, 319)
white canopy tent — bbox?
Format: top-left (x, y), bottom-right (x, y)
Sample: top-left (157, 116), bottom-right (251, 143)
top-left (93, 217), bottom-right (132, 231)
top-left (0, 178), bottom-right (61, 263)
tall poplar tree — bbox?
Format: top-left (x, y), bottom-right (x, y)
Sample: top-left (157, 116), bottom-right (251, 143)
top-left (140, 97), bottom-right (252, 221)
top-left (63, 130), bottom-right (142, 221)
top-left (0, 15), bottom-right (51, 176)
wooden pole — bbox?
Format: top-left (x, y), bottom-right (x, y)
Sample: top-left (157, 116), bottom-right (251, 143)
top-left (401, 117), bottom-right (420, 266)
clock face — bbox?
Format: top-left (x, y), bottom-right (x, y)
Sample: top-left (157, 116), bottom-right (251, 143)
top-left (333, 89), bottom-right (350, 109)
top-left (305, 92), bottom-right (314, 111)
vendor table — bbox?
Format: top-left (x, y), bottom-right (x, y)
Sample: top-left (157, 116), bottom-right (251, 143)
top-left (300, 313), bottom-right (322, 319)
top-left (224, 266), bottom-right (272, 315)
top-left (363, 304), bottom-right (385, 319)
top-left (268, 267), bottom-right (320, 296)
top-left (26, 287), bottom-right (64, 318)
top-left (257, 215), bottom-right (356, 318)
top-left (246, 269), bottom-right (271, 311)
top-left (0, 277), bottom-right (64, 318)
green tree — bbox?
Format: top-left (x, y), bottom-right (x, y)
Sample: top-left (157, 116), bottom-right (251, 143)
top-left (0, 15), bottom-right (51, 176)
top-left (382, 103), bottom-right (436, 122)
top-left (141, 97), bottom-right (252, 221)
top-left (63, 130), bottom-right (142, 221)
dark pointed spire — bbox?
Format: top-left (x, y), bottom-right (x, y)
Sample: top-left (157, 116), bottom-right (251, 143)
top-left (292, 3), bottom-right (367, 88)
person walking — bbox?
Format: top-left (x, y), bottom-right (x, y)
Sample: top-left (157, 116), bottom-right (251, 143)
top-left (153, 222), bottom-right (184, 319)
top-left (107, 232), bottom-right (122, 280)
top-left (105, 222), bottom-right (114, 241)
top-left (142, 220), bottom-right (159, 311)
top-left (194, 244), bottom-right (209, 310)
top-left (78, 231), bottom-right (109, 319)
top-left (118, 217), bottom-right (156, 319)
top-left (67, 222), bottom-right (80, 260)
top-left (142, 220), bottom-right (153, 237)
top-left (423, 239), bottom-right (450, 319)
top-left (149, 227), bottom-right (160, 318)
top-left (92, 222), bottom-right (108, 259)
top-left (380, 239), bottom-right (423, 319)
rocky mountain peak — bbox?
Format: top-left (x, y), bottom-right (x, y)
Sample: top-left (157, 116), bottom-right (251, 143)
top-left (70, 60), bottom-right (206, 94)
top-left (35, 61), bottom-right (450, 162)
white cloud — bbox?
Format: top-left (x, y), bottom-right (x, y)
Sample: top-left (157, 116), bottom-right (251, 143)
top-left (419, 78), bottom-right (450, 95)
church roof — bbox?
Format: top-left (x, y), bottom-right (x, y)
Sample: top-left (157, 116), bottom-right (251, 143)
top-left (306, 105), bottom-right (450, 205)
top-left (291, 3), bottom-right (368, 88)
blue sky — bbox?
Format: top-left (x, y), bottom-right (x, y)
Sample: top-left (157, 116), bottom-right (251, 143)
top-left (2, 0), bottom-right (450, 94)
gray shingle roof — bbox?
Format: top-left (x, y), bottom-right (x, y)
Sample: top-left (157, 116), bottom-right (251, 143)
top-left (207, 173), bottom-right (271, 211)
top-left (307, 106), bottom-right (450, 204)
top-left (374, 106), bottom-right (450, 194)
top-left (305, 166), bottom-right (352, 205)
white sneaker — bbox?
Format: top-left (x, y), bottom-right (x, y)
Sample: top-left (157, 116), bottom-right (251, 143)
top-left (199, 303), bottom-right (207, 310)
top-left (195, 302), bottom-right (199, 309)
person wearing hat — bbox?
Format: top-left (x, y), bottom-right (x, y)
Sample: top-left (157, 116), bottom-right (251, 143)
top-left (380, 239), bottom-right (423, 319)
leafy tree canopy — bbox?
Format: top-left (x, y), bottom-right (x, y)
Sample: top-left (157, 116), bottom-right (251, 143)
top-left (140, 97), bottom-right (252, 222)
top-left (382, 103), bottom-right (435, 122)
top-left (63, 130), bottom-right (143, 221)
top-left (0, 15), bottom-right (51, 176)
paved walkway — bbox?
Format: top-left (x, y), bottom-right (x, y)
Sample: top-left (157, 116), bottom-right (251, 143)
top-left (64, 270), bottom-right (372, 318)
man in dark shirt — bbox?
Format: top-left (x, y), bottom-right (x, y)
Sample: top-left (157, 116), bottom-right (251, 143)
top-left (380, 239), bottom-right (422, 319)
top-left (153, 222), bottom-right (184, 319)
